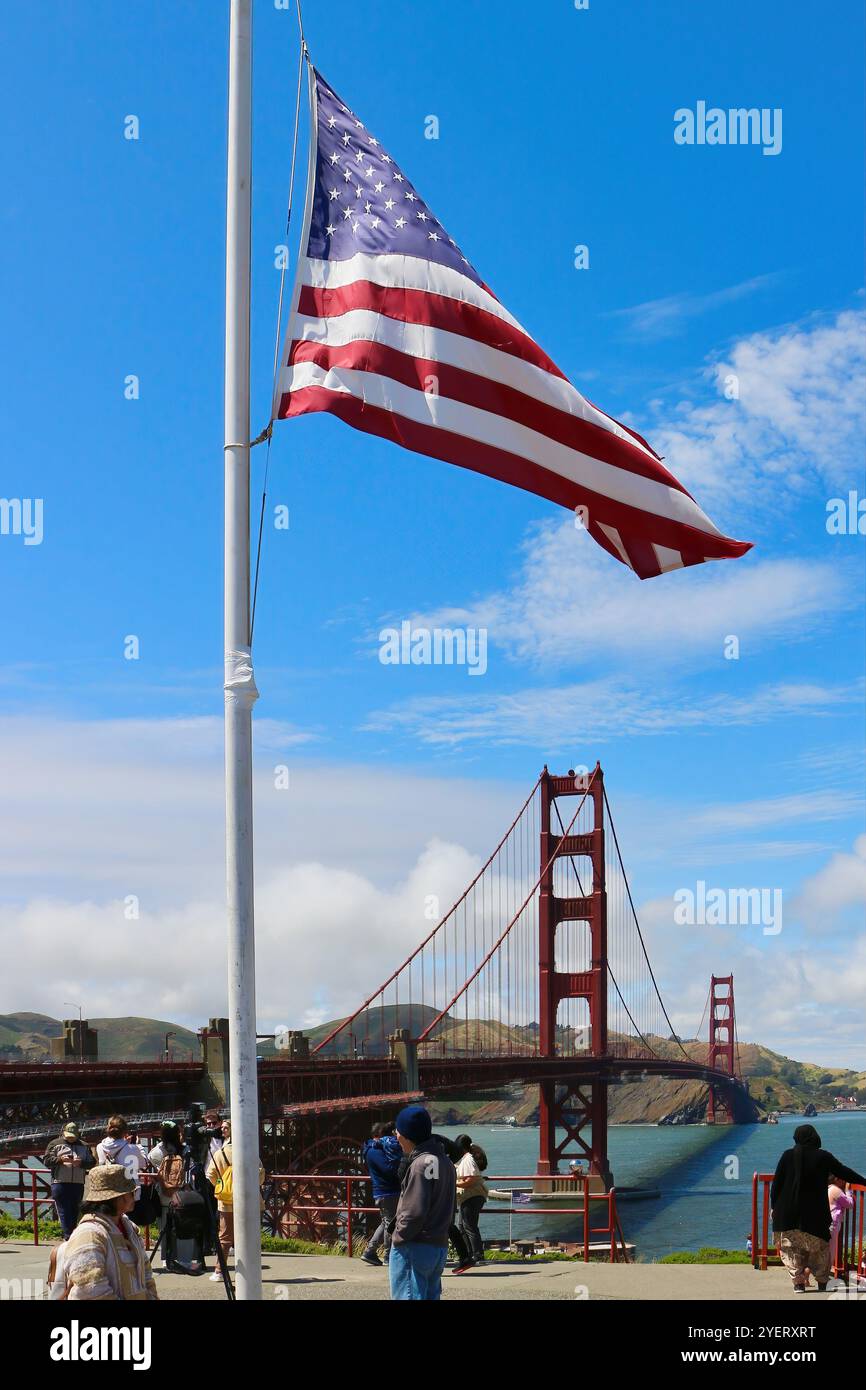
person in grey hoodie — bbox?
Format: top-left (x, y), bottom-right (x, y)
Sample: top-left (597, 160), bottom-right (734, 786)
top-left (389, 1105), bottom-right (456, 1302)
top-left (96, 1115), bottom-right (149, 1201)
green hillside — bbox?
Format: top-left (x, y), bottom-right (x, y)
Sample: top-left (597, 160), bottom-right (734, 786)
top-left (0, 1013), bottom-right (198, 1062)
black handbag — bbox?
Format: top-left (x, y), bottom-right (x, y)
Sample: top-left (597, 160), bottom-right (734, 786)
top-left (132, 1184), bottom-right (161, 1229)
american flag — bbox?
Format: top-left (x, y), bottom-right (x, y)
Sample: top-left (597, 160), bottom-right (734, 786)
top-left (274, 68), bottom-right (752, 580)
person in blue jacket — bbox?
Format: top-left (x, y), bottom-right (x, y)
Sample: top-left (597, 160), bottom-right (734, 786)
top-left (361, 1121), bottom-right (403, 1266)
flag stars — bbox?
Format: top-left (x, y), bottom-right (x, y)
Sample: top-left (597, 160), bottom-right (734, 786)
top-left (366, 165), bottom-right (375, 178)
top-left (327, 115), bottom-right (337, 128)
top-left (416, 211), bottom-right (428, 221)
top-left (329, 151), bottom-right (340, 166)
top-left (374, 181), bottom-right (385, 193)
top-left (405, 192), bottom-right (416, 202)
top-left (326, 223), bottom-right (336, 236)
top-left (395, 216), bottom-right (407, 228)
top-left (384, 197), bottom-right (395, 210)
top-left (355, 148), bottom-right (364, 162)
top-left (342, 207), bottom-right (353, 220)
top-left (343, 168), bottom-right (353, 182)
top-left (342, 132), bottom-right (351, 146)
top-left (370, 216), bottom-right (380, 228)
top-left (394, 172), bottom-right (404, 182)
top-left (328, 187), bottom-right (340, 200)
top-left (365, 200), bottom-right (373, 213)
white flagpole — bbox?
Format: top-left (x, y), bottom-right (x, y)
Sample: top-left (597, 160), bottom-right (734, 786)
top-left (224, 0), bottom-right (261, 1300)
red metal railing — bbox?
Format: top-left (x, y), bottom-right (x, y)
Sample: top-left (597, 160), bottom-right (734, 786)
top-left (4, 1165), bottom-right (628, 1264)
top-left (0, 1166), bottom-right (162, 1249)
top-left (266, 1172), bottom-right (629, 1262)
top-left (751, 1172), bottom-right (866, 1284)
top-left (0, 1166), bottom-right (56, 1246)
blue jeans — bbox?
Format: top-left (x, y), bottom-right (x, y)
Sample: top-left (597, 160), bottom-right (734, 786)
top-left (51, 1182), bottom-right (84, 1239)
top-left (389, 1241), bottom-right (447, 1300)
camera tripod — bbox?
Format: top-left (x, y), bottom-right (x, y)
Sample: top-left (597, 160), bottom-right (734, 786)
top-left (148, 1186), bottom-right (235, 1301)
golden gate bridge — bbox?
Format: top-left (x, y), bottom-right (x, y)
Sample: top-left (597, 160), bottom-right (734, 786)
top-left (0, 765), bottom-right (755, 1188)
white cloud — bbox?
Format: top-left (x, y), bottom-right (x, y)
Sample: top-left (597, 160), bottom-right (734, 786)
top-left (650, 308), bottom-right (866, 502)
top-left (400, 522), bottom-right (852, 670)
top-left (0, 714), bottom-right (518, 906)
top-left (635, 893), bottom-right (866, 1068)
top-left (0, 838), bottom-right (481, 1032)
top-left (791, 835), bottom-right (866, 928)
top-left (365, 676), bottom-right (861, 749)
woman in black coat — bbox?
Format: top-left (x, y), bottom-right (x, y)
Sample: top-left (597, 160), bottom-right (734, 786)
top-left (771, 1124), bottom-right (865, 1291)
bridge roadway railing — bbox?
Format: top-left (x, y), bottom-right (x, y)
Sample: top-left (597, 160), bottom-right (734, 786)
top-left (751, 1172), bottom-right (866, 1285)
top-left (0, 1109), bottom-right (190, 1162)
top-left (264, 1172), bottom-right (629, 1263)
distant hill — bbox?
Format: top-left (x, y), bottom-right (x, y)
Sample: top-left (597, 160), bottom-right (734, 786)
top-left (0, 1013), bottom-right (198, 1063)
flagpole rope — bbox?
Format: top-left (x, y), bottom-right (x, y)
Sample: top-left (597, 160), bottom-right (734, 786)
top-left (251, 10), bottom-right (308, 645)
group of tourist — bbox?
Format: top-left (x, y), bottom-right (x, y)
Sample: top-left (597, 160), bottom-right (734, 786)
top-left (360, 1105), bottom-right (488, 1300)
top-left (42, 1104), bottom-right (238, 1299)
top-left (38, 1106), bottom-right (863, 1302)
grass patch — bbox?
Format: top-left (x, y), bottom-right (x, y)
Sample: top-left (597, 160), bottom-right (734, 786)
top-left (261, 1234), bottom-right (347, 1256)
top-left (482, 1249), bottom-right (578, 1263)
top-left (659, 1247), bottom-right (751, 1265)
top-left (0, 1211), bottom-right (63, 1242)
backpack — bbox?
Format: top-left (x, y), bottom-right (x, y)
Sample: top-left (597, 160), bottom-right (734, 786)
top-left (157, 1154), bottom-right (185, 1197)
top-left (169, 1187), bottom-right (208, 1239)
top-left (212, 1161), bottom-right (233, 1208)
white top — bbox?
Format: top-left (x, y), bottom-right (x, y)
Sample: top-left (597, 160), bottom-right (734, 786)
top-left (456, 1152), bottom-right (486, 1205)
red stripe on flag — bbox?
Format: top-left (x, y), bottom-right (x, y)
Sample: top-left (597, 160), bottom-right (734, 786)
top-left (287, 336), bottom-right (693, 496)
top-left (297, 280), bottom-right (567, 380)
top-left (279, 383), bottom-right (753, 579)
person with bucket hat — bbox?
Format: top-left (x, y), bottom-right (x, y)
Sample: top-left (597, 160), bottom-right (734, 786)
top-left (42, 1121), bottom-right (96, 1238)
top-left (389, 1105), bottom-right (456, 1301)
top-left (58, 1164), bottom-right (158, 1301)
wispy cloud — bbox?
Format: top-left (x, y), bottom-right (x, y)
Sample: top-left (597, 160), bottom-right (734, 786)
top-left (405, 530), bottom-right (852, 669)
top-left (609, 273), bottom-right (783, 339)
top-left (364, 678), bottom-right (862, 749)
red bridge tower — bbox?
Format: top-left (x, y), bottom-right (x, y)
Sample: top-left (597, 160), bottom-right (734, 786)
top-left (537, 764), bottom-right (612, 1187)
top-left (706, 973), bottom-right (737, 1124)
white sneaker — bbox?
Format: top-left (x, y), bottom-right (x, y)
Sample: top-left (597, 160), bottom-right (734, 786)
top-left (209, 1271), bottom-right (222, 1281)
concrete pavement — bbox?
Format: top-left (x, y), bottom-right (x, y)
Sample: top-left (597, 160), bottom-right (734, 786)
top-left (1, 1239), bottom-right (856, 1301)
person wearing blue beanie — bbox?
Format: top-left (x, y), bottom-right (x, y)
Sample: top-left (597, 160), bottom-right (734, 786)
top-left (394, 1105), bottom-right (432, 1145)
top-left (389, 1106), bottom-right (456, 1301)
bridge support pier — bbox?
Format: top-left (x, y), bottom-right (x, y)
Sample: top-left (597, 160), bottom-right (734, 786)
top-left (538, 1079), bottom-right (612, 1188)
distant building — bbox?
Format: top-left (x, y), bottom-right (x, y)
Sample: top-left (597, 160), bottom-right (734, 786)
top-left (834, 1095), bottom-right (858, 1110)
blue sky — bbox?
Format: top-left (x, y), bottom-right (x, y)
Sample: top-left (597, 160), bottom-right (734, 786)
top-left (1, 1), bottom-right (864, 1066)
